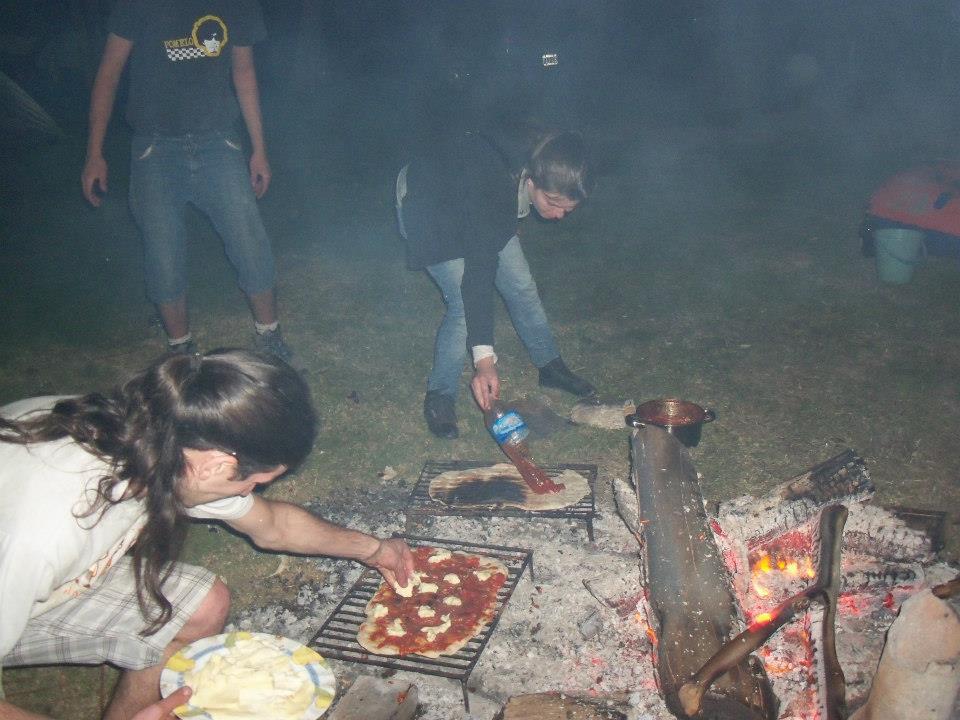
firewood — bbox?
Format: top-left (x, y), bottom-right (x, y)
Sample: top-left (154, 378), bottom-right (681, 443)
top-left (849, 589), bottom-right (960, 720)
top-left (499, 692), bottom-right (631, 720)
top-left (327, 676), bottom-right (418, 720)
top-left (717, 450), bottom-right (874, 550)
top-left (629, 425), bottom-right (777, 719)
top-left (932, 576), bottom-right (960, 600)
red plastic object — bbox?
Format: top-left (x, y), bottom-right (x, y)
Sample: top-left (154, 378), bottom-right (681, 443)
top-left (868, 162), bottom-right (960, 237)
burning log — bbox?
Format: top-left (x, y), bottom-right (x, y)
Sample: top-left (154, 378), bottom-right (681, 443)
top-left (678, 505), bottom-right (849, 720)
top-left (778, 450), bottom-right (873, 504)
top-left (628, 425), bottom-right (777, 720)
top-left (717, 450), bottom-right (873, 551)
top-left (849, 587), bottom-right (960, 720)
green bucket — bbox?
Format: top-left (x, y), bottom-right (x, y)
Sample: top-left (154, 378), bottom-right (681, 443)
top-left (874, 228), bottom-right (924, 284)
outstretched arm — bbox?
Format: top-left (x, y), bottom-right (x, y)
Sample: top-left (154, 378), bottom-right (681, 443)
top-left (227, 497), bottom-right (414, 587)
top-left (231, 45), bottom-right (270, 198)
top-left (82, 33), bottom-right (133, 206)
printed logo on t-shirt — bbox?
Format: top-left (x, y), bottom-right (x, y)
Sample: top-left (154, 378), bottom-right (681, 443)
top-left (163, 15), bottom-right (229, 62)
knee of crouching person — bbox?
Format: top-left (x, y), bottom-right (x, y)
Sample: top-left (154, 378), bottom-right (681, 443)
top-left (179, 578), bottom-right (231, 642)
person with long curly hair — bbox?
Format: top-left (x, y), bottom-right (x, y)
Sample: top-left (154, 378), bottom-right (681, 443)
top-left (0, 349), bottom-right (413, 719)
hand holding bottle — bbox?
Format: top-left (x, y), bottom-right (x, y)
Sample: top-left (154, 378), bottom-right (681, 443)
top-left (484, 402), bottom-right (564, 494)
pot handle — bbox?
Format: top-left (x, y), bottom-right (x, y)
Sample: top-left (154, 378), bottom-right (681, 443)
top-left (625, 412), bottom-right (646, 429)
top-left (702, 409), bottom-right (717, 423)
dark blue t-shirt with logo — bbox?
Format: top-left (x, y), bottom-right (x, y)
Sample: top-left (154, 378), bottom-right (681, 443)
top-left (109, 0), bottom-right (266, 136)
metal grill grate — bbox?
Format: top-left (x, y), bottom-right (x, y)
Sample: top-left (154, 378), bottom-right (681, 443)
top-left (309, 534), bottom-right (533, 711)
top-left (405, 460), bottom-right (599, 540)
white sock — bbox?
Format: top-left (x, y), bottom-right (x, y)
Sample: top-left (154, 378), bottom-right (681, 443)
top-left (255, 321), bottom-right (279, 335)
top-left (168, 333), bottom-right (193, 347)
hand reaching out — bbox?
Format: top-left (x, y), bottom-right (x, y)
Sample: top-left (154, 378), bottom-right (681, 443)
top-left (364, 538), bottom-right (414, 588)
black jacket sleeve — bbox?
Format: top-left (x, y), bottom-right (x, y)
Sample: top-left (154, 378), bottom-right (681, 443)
top-left (402, 133), bottom-right (518, 349)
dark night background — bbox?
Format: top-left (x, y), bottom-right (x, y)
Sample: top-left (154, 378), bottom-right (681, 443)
top-left (3, 1), bottom-right (959, 159)
top-left (2, 1), bottom-right (960, 716)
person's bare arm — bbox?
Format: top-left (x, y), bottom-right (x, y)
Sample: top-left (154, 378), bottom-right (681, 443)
top-left (226, 497), bottom-right (413, 586)
top-left (231, 45), bottom-right (270, 198)
top-left (81, 33), bottom-right (133, 206)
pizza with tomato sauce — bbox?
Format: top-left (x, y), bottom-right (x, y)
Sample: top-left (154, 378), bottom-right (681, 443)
top-left (358, 546), bottom-right (508, 658)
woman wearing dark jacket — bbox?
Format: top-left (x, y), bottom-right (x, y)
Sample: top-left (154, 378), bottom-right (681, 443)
top-left (397, 129), bottom-right (596, 438)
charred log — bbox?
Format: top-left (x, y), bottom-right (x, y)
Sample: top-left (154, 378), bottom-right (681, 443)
top-left (717, 450), bottom-right (873, 550)
top-left (779, 451), bottom-right (873, 504)
top-left (629, 425), bottom-right (777, 720)
top-left (841, 505), bottom-right (935, 564)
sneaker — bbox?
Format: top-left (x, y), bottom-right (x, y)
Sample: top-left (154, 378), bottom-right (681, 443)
top-left (254, 328), bottom-right (294, 363)
top-left (423, 390), bottom-right (459, 439)
top-left (538, 357), bottom-right (597, 398)
top-left (167, 339), bottom-right (198, 355)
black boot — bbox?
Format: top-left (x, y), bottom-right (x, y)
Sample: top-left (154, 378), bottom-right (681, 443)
top-left (423, 390), bottom-right (459, 439)
top-left (538, 358), bottom-right (597, 398)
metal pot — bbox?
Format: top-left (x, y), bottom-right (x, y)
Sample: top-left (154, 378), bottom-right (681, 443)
top-left (625, 398), bottom-right (716, 447)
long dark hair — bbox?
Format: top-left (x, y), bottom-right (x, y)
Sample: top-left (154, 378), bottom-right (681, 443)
top-left (0, 349), bottom-right (317, 633)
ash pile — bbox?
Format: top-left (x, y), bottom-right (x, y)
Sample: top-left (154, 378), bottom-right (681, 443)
top-left (226, 434), bottom-right (959, 720)
top-left (228, 470), bottom-right (677, 719)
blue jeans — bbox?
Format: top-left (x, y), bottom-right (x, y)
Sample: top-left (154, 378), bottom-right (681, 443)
top-left (128, 132), bottom-right (275, 304)
top-left (425, 236), bottom-right (560, 398)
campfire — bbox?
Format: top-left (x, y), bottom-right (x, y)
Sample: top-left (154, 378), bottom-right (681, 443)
top-left (615, 427), bottom-right (959, 720)
top-left (225, 430), bottom-right (959, 720)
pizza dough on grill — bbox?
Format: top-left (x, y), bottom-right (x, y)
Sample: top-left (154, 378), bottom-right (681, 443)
top-left (358, 547), bottom-right (508, 658)
top-left (428, 463), bottom-right (589, 511)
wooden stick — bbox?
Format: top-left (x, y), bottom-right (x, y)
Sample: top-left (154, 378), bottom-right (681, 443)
top-left (678, 505), bottom-right (848, 717)
top-left (932, 577), bottom-right (960, 600)
top-left (815, 505), bottom-right (849, 720)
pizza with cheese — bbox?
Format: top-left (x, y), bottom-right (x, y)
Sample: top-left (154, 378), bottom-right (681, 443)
top-left (358, 546), bottom-right (508, 658)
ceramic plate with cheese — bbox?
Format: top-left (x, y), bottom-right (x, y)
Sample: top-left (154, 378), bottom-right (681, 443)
top-left (160, 631), bottom-right (335, 720)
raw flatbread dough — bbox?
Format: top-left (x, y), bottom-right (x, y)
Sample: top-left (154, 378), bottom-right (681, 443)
top-left (428, 463), bottom-right (589, 510)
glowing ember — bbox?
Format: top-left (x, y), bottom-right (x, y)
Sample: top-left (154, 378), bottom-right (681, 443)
top-left (762, 659), bottom-right (795, 675)
top-left (838, 593), bottom-right (872, 617)
top-left (633, 612), bottom-right (658, 647)
top-left (645, 626), bottom-right (658, 647)
top-left (750, 550), bottom-right (817, 602)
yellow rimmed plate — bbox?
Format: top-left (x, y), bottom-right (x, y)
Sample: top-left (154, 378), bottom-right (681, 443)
top-left (159, 631), bottom-right (335, 719)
